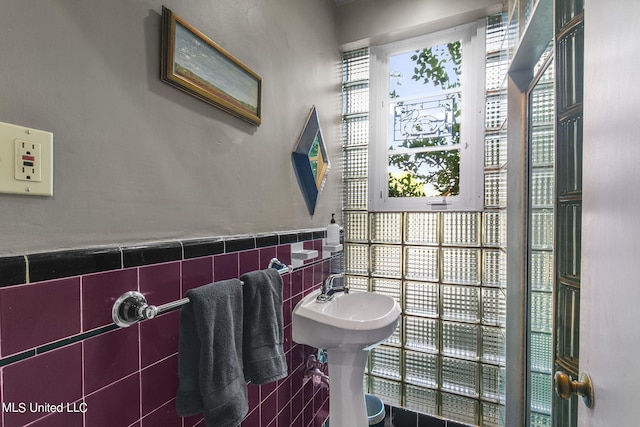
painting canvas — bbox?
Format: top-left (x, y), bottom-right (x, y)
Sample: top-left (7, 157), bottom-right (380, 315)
top-left (161, 6), bottom-right (262, 125)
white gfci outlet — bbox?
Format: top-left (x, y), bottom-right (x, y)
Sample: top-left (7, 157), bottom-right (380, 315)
top-left (0, 121), bottom-right (53, 196)
top-left (15, 140), bottom-right (42, 182)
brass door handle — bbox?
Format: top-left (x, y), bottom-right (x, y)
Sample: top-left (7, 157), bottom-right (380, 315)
top-left (554, 371), bottom-right (594, 408)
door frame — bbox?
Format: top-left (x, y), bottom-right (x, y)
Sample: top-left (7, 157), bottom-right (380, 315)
top-left (505, 0), bottom-right (554, 426)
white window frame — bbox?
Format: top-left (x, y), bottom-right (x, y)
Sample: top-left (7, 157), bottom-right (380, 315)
top-left (369, 20), bottom-right (486, 212)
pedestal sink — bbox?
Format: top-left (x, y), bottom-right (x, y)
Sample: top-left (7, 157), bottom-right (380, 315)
top-left (292, 289), bottom-right (401, 427)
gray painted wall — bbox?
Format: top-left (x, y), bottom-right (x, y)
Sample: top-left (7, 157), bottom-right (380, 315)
top-left (0, 0), bottom-right (342, 254)
top-left (336, 0), bottom-right (503, 50)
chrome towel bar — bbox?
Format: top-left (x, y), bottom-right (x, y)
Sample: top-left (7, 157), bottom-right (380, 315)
top-left (111, 257), bottom-right (293, 327)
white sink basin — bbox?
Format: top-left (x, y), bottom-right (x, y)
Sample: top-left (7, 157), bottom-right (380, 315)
top-left (292, 289), bottom-right (401, 350)
top-left (293, 289), bottom-right (401, 426)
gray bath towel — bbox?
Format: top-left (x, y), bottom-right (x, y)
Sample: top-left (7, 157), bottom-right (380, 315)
top-left (176, 279), bottom-right (247, 427)
top-left (240, 268), bottom-right (288, 384)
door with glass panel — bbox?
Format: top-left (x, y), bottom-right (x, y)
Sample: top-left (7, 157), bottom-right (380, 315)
top-left (524, 1), bottom-right (585, 426)
top-left (527, 51), bottom-right (555, 427)
top-left (552, 1), bottom-right (584, 426)
top-left (523, 2), bottom-right (640, 426)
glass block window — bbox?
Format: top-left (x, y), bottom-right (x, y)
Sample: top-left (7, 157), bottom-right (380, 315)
top-left (341, 16), bottom-right (507, 426)
top-left (442, 285), bottom-right (480, 322)
top-left (344, 147), bottom-right (368, 179)
top-left (405, 351), bottom-right (438, 387)
top-left (482, 288), bottom-right (507, 326)
top-left (405, 212), bottom-right (439, 245)
top-left (370, 346), bottom-right (402, 380)
top-left (443, 212), bottom-right (481, 246)
top-left (405, 316), bottom-right (438, 353)
top-left (442, 248), bottom-right (480, 285)
top-left (344, 244), bottom-right (369, 276)
top-left (527, 54), bottom-right (555, 426)
top-left (371, 246), bottom-right (403, 278)
top-left (483, 211), bottom-right (506, 247)
top-left (369, 377), bottom-right (401, 406)
top-left (442, 393), bottom-right (478, 425)
top-left (482, 326), bottom-right (506, 365)
top-left (481, 365), bottom-right (505, 402)
top-left (344, 274), bottom-right (368, 293)
top-left (404, 281), bottom-right (439, 317)
top-left (483, 402), bottom-right (504, 427)
top-left (371, 212), bottom-right (403, 244)
top-left (483, 249), bottom-right (507, 288)
top-left (442, 357), bottom-right (478, 397)
top-left (404, 246), bottom-right (439, 282)
top-left (344, 211), bottom-right (369, 242)
top-left (406, 384), bottom-right (438, 414)
top-left (343, 179), bottom-right (368, 210)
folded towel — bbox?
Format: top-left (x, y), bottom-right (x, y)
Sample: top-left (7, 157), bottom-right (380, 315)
top-left (240, 268), bottom-right (288, 384)
top-left (176, 279), bottom-right (248, 427)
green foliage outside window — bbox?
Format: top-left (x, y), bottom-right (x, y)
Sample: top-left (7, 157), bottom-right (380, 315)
top-left (389, 41), bottom-right (462, 198)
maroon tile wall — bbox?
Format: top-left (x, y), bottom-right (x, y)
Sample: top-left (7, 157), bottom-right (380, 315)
top-left (0, 236), bottom-right (332, 427)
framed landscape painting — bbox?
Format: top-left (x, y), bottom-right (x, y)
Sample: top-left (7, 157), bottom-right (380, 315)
top-left (161, 6), bottom-right (262, 125)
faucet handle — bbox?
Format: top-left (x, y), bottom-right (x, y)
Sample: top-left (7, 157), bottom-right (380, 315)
top-left (326, 273), bottom-right (345, 285)
top-left (325, 273), bottom-right (345, 291)
top-left (317, 273), bottom-right (347, 302)
top-left (340, 277), bottom-right (349, 294)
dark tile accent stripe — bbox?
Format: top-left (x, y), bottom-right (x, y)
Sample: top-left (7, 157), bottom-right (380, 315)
top-left (278, 233), bottom-right (298, 244)
top-left (0, 324), bottom-right (120, 367)
top-left (35, 324), bottom-right (119, 355)
top-left (298, 231), bottom-right (314, 242)
top-left (381, 405), bottom-right (461, 427)
top-left (0, 349), bottom-right (36, 367)
top-left (0, 256), bottom-right (26, 287)
top-left (225, 237), bottom-right (256, 253)
top-left (418, 413), bottom-right (446, 427)
top-left (122, 242), bottom-right (182, 267)
top-left (182, 238), bottom-right (224, 259)
top-left (256, 234), bottom-right (279, 248)
top-left (28, 247), bottom-right (122, 283)
top-left (312, 230), bottom-right (326, 240)
top-left (0, 228), bottom-right (329, 286)
top-left (391, 406), bottom-right (418, 426)
top-left (446, 421), bottom-right (475, 427)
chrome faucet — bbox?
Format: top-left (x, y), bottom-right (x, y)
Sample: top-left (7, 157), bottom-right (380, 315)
top-left (317, 273), bottom-right (347, 302)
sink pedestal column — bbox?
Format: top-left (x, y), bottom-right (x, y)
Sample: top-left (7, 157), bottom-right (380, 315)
top-left (326, 348), bottom-right (369, 427)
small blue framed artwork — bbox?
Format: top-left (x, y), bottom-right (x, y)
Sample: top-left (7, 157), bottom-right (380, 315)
top-left (292, 106), bottom-right (330, 215)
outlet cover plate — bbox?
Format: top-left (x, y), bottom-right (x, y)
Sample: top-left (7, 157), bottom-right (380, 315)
top-left (0, 122), bottom-right (53, 196)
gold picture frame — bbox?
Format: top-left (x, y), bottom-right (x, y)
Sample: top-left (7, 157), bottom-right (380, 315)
top-left (161, 6), bottom-right (262, 125)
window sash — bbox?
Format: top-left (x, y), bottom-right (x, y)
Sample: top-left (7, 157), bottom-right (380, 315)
top-left (369, 21), bottom-right (485, 212)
